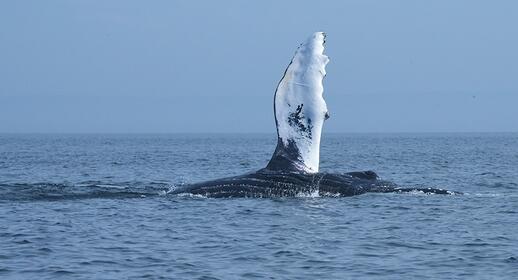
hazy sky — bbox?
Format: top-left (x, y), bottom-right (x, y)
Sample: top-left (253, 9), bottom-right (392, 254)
top-left (1, 0), bottom-right (517, 133)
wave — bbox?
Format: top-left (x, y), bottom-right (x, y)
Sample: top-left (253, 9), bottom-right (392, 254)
top-left (0, 181), bottom-right (176, 202)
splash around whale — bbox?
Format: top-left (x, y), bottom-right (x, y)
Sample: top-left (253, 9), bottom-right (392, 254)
top-left (173, 32), bottom-right (456, 198)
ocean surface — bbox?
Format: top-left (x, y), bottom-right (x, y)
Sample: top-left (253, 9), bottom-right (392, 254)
top-left (1, 133), bottom-right (517, 279)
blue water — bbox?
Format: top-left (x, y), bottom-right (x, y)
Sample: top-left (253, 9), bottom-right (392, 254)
top-left (1, 133), bottom-right (517, 279)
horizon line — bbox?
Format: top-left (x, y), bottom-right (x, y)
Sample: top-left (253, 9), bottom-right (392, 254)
top-left (1, 131), bottom-right (517, 135)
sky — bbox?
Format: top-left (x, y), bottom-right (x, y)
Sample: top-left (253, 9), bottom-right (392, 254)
top-left (0, 0), bottom-right (517, 133)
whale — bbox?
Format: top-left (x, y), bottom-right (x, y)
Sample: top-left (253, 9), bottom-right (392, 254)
top-left (173, 32), bottom-right (455, 198)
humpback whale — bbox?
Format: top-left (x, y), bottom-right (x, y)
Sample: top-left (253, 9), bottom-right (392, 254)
top-left (173, 32), bottom-right (454, 198)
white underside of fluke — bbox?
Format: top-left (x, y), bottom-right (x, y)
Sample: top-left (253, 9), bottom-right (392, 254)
top-left (273, 32), bottom-right (329, 173)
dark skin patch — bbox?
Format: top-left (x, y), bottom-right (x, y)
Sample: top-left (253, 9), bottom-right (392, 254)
top-left (287, 104), bottom-right (313, 139)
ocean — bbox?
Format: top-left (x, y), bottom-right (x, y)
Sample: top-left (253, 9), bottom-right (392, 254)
top-left (1, 133), bottom-right (517, 279)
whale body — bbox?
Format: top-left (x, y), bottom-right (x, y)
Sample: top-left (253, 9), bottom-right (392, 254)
top-left (173, 32), bottom-right (454, 198)
top-left (174, 169), bottom-right (453, 198)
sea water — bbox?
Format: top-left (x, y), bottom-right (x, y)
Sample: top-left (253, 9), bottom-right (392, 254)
top-left (1, 133), bottom-right (517, 279)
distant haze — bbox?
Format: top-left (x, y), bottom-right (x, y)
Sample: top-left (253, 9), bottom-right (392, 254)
top-left (1, 1), bottom-right (517, 133)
